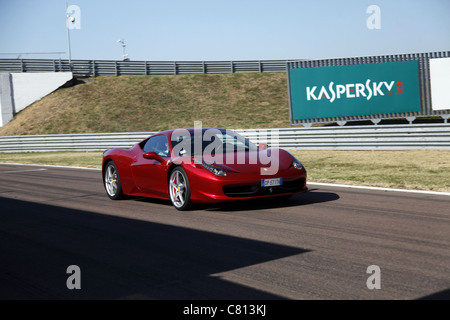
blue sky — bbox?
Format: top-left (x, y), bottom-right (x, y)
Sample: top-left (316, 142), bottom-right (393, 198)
top-left (0, 0), bottom-right (449, 61)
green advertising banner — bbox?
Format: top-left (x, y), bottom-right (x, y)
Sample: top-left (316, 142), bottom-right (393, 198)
top-left (289, 60), bottom-right (421, 120)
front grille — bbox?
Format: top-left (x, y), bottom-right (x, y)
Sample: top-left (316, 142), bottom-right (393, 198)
top-left (223, 178), bottom-right (306, 197)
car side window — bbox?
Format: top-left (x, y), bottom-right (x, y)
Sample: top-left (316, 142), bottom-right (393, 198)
top-left (143, 135), bottom-right (170, 157)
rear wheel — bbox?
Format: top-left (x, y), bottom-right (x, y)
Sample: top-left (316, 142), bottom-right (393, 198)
top-left (104, 161), bottom-right (124, 200)
top-left (169, 167), bottom-right (192, 211)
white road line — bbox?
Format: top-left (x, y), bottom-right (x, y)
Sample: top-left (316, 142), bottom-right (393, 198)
top-left (2, 168), bottom-right (48, 174)
top-left (0, 162), bottom-right (101, 171)
top-left (308, 182), bottom-right (450, 197)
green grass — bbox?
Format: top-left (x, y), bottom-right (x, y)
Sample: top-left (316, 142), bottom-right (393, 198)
top-left (0, 73), bottom-right (292, 136)
top-left (0, 151), bottom-right (103, 168)
top-left (1, 150), bottom-right (449, 192)
top-left (290, 150), bottom-right (450, 192)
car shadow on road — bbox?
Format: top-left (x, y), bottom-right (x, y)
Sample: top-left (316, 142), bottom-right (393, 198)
top-left (130, 188), bottom-right (339, 212)
top-left (202, 189), bottom-right (340, 212)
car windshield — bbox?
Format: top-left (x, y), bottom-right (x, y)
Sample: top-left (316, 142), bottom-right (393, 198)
top-left (170, 129), bottom-right (258, 156)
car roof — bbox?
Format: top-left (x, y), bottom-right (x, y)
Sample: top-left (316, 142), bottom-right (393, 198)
top-left (156, 127), bottom-right (228, 136)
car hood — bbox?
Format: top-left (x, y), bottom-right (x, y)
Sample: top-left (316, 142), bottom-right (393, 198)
top-left (173, 149), bottom-right (294, 174)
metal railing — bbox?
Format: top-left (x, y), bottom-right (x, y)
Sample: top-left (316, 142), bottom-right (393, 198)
top-left (0, 59), bottom-right (290, 76)
top-left (239, 123), bottom-right (450, 150)
top-left (0, 124), bottom-right (449, 152)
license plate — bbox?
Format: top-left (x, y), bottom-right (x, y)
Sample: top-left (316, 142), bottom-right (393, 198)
top-left (261, 178), bottom-right (283, 187)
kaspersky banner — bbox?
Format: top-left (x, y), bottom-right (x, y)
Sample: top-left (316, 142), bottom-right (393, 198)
top-left (289, 60), bottom-right (421, 120)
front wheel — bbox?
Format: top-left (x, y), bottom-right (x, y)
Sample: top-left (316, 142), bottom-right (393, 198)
top-left (169, 167), bottom-right (192, 211)
top-left (104, 161), bottom-right (124, 200)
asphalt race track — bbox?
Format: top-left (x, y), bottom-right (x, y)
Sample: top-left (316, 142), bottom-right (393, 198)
top-left (0, 163), bottom-right (449, 300)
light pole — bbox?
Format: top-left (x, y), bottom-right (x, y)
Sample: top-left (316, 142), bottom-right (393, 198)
top-left (66, 1), bottom-right (74, 69)
top-left (117, 39), bottom-right (129, 61)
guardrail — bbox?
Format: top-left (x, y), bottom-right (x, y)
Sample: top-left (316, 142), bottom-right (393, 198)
top-left (240, 124), bottom-right (450, 150)
top-left (0, 124), bottom-right (449, 152)
top-left (0, 59), bottom-right (290, 76)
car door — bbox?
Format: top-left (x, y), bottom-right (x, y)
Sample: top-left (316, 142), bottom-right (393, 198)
top-left (131, 135), bottom-right (170, 198)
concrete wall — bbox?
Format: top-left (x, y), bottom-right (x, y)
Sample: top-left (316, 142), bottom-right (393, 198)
top-left (0, 72), bottom-right (73, 126)
top-left (0, 73), bottom-right (14, 126)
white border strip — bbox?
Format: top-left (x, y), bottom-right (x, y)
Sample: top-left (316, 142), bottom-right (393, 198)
top-left (2, 168), bottom-right (47, 174)
top-left (308, 182), bottom-right (450, 196)
top-left (1, 162), bottom-right (449, 196)
top-left (0, 162), bottom-right (101, 171)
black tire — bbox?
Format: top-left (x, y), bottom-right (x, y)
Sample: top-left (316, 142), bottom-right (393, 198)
top-left (104, 161), bottom-right (124, 200)
top-left (168, 167), bottom-right (192, 211)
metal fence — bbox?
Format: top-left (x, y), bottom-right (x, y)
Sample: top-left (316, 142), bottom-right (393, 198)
top-left (287, 51), bottom-right (450, 125)
top-left (1, 124), bottom-right (449, 152)
top-left (0, 59), bottom-right (290, 76)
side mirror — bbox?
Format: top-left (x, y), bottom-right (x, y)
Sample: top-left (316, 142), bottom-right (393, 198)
top-left (258, 143), bottom-right (268, 150)
top-left (143, 152), bottom-right (165, 163)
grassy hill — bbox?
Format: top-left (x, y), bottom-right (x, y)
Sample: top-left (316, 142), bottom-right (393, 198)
top-left (0, 73), bottom-right (292, 136)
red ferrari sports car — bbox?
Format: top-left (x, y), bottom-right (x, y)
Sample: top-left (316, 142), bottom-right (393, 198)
top-left (102, 127), bottom-right (307, 210)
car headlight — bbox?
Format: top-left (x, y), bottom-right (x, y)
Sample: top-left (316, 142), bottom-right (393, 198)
top-left (291, 158), bottom-right (304, 170)
top-left (195, 159), bottom-right (228, 176)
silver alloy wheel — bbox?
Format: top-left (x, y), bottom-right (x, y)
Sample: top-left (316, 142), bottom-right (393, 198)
top-left (105, 163), bottom-right (118, 197)
top-left (169, 170), bottom-right (186, 208)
